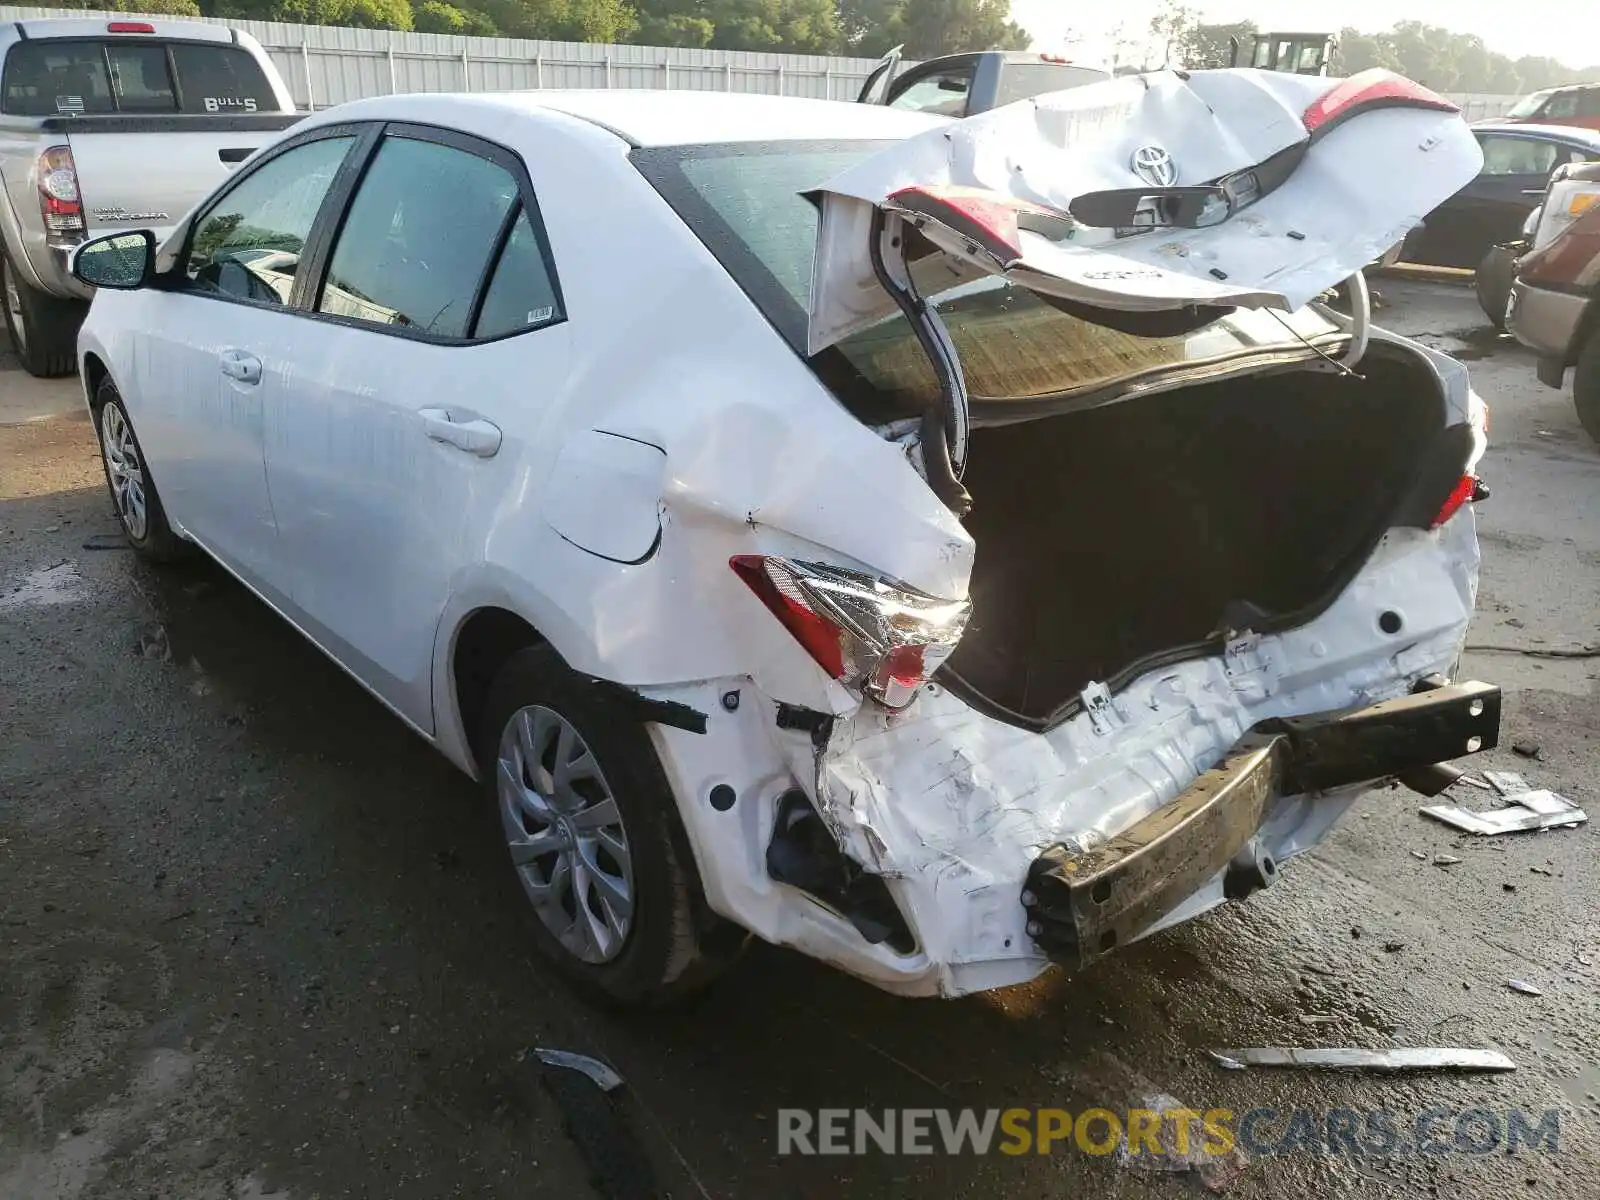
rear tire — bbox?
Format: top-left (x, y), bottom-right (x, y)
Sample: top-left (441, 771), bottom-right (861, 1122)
top-left (1, 249), bottom-right (84, 378)
top-left (1574, 332), bottom-right (1600, 447)
top-left (92, 378), bottom-right (190, 563)
top-left (478, 644), bottom-right (743, 1009)
top-left (1474, 246), bottom-right (1515, 332)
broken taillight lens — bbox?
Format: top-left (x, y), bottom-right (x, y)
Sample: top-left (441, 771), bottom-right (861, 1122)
top-left (1430, 475), bottom-right (1481, 529)
top-left (730, 555), bottom-right (970, 709)
top-left (1301, 69), bottom-right (1458, 141)
top-left (37, 146), bottom-right (85, 244)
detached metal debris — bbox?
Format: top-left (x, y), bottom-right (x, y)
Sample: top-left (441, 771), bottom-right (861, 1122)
top-left (1419, 768), bottom-right (1587, 836)
top-left (1208, 1047), bottom-right (1516, 1073)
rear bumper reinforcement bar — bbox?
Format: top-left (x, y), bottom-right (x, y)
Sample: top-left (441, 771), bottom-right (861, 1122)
top-left (1023, 679), bottom-right (1502, 970)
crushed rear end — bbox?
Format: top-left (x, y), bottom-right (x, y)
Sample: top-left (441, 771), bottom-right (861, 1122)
top-left (646, 69), bottom-right (1501, 997)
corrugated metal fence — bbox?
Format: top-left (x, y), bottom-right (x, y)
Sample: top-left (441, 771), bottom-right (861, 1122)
top-left (0, 6), bottom-right (890, 107)
top-left (0, 7), bottom-right (1522, 118)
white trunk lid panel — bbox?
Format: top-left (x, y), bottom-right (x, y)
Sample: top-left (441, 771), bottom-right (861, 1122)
top-left (807, 68), bottom-right (1484, 352)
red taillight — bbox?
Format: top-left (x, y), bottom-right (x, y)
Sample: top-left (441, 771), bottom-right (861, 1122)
top-left (730, 555), bottom-right (847, 678)
top-left (1302, 69), bottom-right (1458, 140)
top-left (730, 555), bottom-right (971, 710)
top-left (885, 185), bottom-right (1073, 271)
top-left (36, 146), bottom-right (85, 243)
top-left (107, 21), bottom-right (155, 33)
top-left (1430, 475), bottom-right (1478, 529)
top-left (1040, 53), bottom-right (1071, 64)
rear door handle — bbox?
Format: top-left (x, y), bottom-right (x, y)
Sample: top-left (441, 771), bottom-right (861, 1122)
top-left (1522, 188), bottom-right (1547, 196)
top-left (219, 348), bottom-right (262, 385)
top-left (419, 408), bottom-right (502, 458)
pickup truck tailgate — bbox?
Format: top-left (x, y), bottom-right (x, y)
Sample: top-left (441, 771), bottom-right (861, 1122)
top-left (53, 114), bottom-right (302, 241)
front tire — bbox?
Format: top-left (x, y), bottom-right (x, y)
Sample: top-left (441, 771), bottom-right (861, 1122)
top-left (93, 379), bottom-right (189, 563)
top-left (1474, 246), bottom-right (1516, 332)
top-left (1574, 332), bottom-right (1600, 446)
top-left (1, 250), bottom-right (84, 378)
top-left (478, 645), bottom-right (742, 1008)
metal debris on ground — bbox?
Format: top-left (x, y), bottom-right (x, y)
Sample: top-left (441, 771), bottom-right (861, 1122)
top-left (1116, 1091), bottom-right (1250, 1193)
top-left (1456, 776), bottom-right (1494, 790)
top-left (533, 1048), bottom-right (625, 1092)
top-left (1484, 770), bottom-right (1532, 796)
top-left (1421, 789), bottom-right (1586, 836)
top-left (1207, 1047), bottom-right (1516, 1073)
top-left (1433, 854), bottom-right (1463, 865)
top-left (1410, 850), bottom-right (1428, 860)
top-left (1506, 979), bottom-right (1544, 996)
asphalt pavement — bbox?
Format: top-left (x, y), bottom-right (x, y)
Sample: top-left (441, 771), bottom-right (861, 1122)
top-left (2, 278), bottom-right (1598, 1199)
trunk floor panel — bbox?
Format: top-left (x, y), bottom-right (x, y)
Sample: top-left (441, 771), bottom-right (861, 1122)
top-left (946, 354), bottom-right (1442, 722)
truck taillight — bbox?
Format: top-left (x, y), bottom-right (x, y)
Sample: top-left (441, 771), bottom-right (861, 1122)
top-left (1301, 69), bottom-right (1458, 141)
top-left (730, 555), bottom-right (970, 710)
top-left (37, 146), bottom-right (85, 244)
top-left (1531, 176), bottom-right (1600, 251)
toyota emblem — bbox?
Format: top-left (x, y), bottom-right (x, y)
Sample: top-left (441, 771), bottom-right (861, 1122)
top-left (1130, 145), bottom-right (1178, 187)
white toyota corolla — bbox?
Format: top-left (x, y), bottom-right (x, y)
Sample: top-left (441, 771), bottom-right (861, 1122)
top-left (72, 69), bottom-right (1501, 1006)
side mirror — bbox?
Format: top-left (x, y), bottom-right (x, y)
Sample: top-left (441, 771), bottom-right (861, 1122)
top-left (70, 230), bottom-right (156, 290)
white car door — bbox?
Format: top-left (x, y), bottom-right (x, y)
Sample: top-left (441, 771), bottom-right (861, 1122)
top-left (135, 131), bottom-right (360, 594)
top-left (261, 125), bottom-right (571, 731)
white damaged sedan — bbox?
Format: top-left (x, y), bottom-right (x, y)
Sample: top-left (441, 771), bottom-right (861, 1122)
top-left (73, 68), bottom-right (1501, 1004)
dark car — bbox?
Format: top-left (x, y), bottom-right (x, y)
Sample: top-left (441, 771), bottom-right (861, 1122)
top-left (1403, 123), bottom-right (1600, 271)
top-left (1506, 160), bottom-right (1600, 443)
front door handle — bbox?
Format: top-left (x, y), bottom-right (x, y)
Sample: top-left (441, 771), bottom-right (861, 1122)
top-left (419, 408), bottom-right (502, 458)
top-left (219, 348), bottom-right (262, 384)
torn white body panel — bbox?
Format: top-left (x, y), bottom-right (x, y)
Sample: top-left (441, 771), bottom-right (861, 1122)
top-left (650, 514), bottom-right (1479, 998)
top-left (808, 68), bottom-right (1483, 350)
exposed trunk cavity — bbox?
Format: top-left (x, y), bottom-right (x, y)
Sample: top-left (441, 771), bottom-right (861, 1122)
top-left (943, 351), bottom-right (1446, 726)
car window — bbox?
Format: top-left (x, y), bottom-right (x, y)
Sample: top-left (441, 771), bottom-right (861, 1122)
top-left (1, 39), bottom-right (275, 116)
top-left (472, 208), bottom-right (562, 339)
top-left (889, 69), bottom-right (972, 117)
top-left (187, 136), bottom-right (355, 305)
top-left (169, 44), bottom-right (278, 114)
top-left (633, 141), bottom-right (1339, 416)
top-left (993, 62), bottom-right (1108, 107)
top-left (1478, 135), bottom-right (1560, 176)
top-left (316, 135), bottom-right (518, 337)
top-left (1506, 89), bottom-right (1552, 119)
top-left (1543, 90), bottom-right (1581, 119)
top-left (1582, 89), bottom-right (1600, 119)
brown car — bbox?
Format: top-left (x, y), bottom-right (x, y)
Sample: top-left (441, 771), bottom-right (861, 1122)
top-left (1506, 160), bottom-right (1600, 443)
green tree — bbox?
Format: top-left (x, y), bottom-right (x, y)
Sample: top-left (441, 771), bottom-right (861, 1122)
top-left (893, 0), bottom-right (1026, 57)
top-left (1176, 20), bottom-right (1253, 69)
top-left (414, 0), bottom-right (498, 34)
top-left (214, 0), bottom-right (414, 30)
top-left (54, 0), bottom-right (202, 12)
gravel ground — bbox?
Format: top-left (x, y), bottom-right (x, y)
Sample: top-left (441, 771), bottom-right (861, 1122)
top-left (2, 277), bottom-right (1598, 1199)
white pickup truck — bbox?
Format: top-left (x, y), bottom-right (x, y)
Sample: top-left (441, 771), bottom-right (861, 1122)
top-left (1, 15), bottom-right (301, 376)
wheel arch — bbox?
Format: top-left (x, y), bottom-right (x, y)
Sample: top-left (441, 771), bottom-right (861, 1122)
top-left (447, 604), bottom-right (550, 777)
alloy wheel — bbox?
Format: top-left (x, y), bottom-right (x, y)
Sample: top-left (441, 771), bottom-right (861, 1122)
top-left (497, 704), bottom-right (634, 964)
top-left (100, 403), bottom-right (148, 540)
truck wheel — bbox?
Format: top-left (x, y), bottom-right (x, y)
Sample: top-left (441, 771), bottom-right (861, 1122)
top-left (1474, 246), bottom-right (1516, 332)
top-left (1575, 332), bottom-right (1600, 447)
top-left (1, 250), bottom-right (84, 378)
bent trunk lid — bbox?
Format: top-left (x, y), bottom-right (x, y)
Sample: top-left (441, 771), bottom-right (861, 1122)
top-left (807, 68), bottom-right (1483, 353)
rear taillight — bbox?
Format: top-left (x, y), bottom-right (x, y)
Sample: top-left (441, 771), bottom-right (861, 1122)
top-left (1531, 174), bottom-right (1600, 251)
top-left (1301, 69), bottom-right (1458, 141)
top-left (37, 146), bottom-right (85, 244)
top-left (1430, 475), bottom-right (1480, 529)
top-left (107, 21), bottom-right (155, 33)
top-left (730, 555), bottom-right (970, 710)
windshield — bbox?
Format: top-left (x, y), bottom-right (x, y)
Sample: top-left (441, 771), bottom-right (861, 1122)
top-left (632, 140), bottom-right (1340, 417)
top-left (1507, 90), bottom-right (1554, 119)
top-left (1, 38), bottom-right (275, 116)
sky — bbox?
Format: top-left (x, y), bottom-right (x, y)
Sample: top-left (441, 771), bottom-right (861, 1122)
top-left (1013, 0), bottom-right (1600, 70)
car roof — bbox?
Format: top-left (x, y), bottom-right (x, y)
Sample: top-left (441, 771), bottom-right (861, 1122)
top-left (1472, 121), bottom-right (1600, 148)
top-left (471, 89), bottom-right (947, 147)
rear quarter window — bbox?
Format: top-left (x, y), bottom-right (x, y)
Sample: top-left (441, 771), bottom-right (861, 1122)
top-left (1, 39), bottom-right (275, 116)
